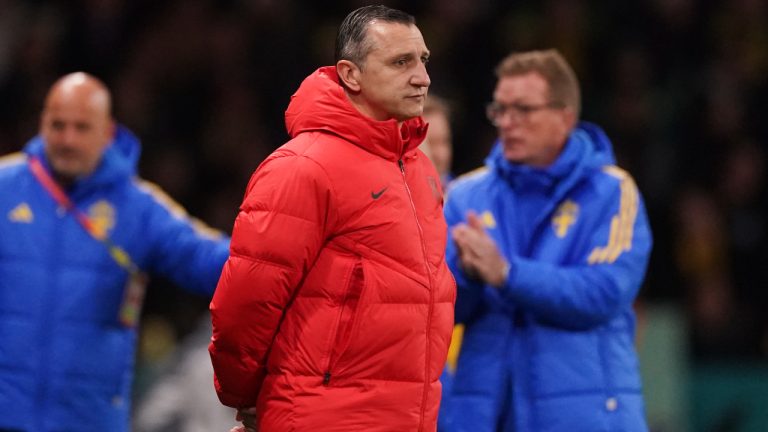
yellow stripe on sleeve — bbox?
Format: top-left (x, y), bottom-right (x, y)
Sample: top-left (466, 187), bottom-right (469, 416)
top-left (0, 152), bottom-right (25, 170)
top-left (588, 166), bottom-right (639, 265)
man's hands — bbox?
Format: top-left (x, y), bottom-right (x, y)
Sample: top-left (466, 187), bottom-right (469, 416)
top-left (452, 211), bottom-right (510, 288)
top-left (229, 407), bottom-right (258, 432)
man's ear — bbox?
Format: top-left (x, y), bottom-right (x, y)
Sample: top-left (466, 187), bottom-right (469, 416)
top-left (103, 119), bottom-right (117, 148)
top-left (561, 107), bottom-right (578, 131)
top-left (336, 60), bottom-right (362, 92)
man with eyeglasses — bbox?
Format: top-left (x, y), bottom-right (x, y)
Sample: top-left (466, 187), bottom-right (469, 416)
top-left (438, 49), bottom-right (653, 431)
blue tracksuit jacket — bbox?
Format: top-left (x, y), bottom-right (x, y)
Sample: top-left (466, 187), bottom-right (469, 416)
top-left (439, 122), bottom-right (652, 432)
top-left (0, 126), bottom-right (229, 431)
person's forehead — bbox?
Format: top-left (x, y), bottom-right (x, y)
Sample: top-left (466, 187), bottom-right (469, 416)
top-left (494, 73), bottom-right (549, 98)
top-left (45, 91), bottom-right (108, 118)
top-left (44, 101), bottom-right (103, 119)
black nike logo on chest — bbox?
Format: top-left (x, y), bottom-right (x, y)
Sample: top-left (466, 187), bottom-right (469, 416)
top-left (371, 187), bottom-right (387, 199)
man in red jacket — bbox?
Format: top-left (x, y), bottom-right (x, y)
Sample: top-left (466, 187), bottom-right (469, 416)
top-left (209, 5), bottom-right (455, 432)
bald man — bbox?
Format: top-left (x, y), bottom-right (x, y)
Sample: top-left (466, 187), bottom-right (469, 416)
top-left (0, 72), bottom-right (230, 432)
top-left (41, 72), bottom-right (115, 185)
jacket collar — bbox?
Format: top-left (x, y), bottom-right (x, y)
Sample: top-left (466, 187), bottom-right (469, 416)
top-left (284, 66), bottom-right (427, 161)
top-left (486, 121), bottom-right (615, 195)
top-left (23, 125), bottom-right (141, 194)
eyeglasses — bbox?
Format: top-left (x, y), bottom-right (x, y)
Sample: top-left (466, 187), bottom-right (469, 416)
top-left (486, 101), bottom-right (564, 125)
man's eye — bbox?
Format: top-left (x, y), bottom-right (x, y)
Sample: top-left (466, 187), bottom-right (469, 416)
top-left (421, 56), bottom-right (430, 64)
top-left (516, 104), bottom-right (534, 114)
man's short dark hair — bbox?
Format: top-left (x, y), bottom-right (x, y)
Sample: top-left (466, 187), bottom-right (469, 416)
top-left (335, 5), bottom-right (415, 67)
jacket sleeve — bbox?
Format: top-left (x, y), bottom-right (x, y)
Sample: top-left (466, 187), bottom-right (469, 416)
top-left (208, 154), bottom-right (334, 408)
top-left (443, 186), bottom-right (485, 324)
top-left (140, 180), bottom-right (230, 296)
top-left (498, 175), bottom-right (653, 330)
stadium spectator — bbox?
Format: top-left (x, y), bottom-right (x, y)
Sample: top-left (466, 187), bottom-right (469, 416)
top-left (421, 93), bottom-right (454, 186)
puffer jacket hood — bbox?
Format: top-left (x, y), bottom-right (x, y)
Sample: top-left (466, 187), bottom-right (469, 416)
top-left (23, 125), bottom-right (141, 190)
top-left (285, 66), bottom-right (428, 161)
top-left (486, 121), bottom-right (615, 188)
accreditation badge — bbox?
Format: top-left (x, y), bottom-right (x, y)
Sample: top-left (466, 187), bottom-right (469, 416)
top-left (118, 271), bottom-right (148, 328)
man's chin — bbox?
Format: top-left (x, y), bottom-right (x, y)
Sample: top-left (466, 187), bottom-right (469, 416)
top-left (400, 100), bottom-right (425, 119)
top-left (393, 113), bottom-right (421, 122)
top-left (502, 146), bottom-right (524, 163)
top-left (50, 163), bottom-right (83, 182)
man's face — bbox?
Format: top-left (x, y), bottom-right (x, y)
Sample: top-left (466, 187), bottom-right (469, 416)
top-left (490, 72), bottom-right (574, 167)
top-left (355, 22), bottom-right (431, 122)
top-left (423, 110), bottom-right (452, 176)
top-left (40, 87), bottom-right (113, 181)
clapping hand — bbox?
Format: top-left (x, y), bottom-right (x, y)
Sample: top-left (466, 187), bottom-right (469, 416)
top-left (452, 211), bottom-right (509, 288)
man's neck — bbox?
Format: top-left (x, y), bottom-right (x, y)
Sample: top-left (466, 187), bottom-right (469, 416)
top-left (52, 172), bottom-right (77, 190)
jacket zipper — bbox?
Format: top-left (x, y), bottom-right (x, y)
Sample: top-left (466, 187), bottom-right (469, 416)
top-left (36, 202), bottom-right (65, 429)
top-left (398, 158), bottom-right (434, 432)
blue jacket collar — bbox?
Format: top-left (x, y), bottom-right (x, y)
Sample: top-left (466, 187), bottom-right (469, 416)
top-left (486, 121), bottom-right (615, 194)
top-left (23, 125), bottom-right (142, 192)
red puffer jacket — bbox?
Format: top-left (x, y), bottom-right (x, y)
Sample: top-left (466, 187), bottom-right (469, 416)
top-left (209, 66), bottom-right (455, 432)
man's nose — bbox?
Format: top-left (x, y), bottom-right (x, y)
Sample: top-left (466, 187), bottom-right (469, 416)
top-left (412, 62), bottom-right (430, 88)
top-left (61, 126), bottom-right (79, 146)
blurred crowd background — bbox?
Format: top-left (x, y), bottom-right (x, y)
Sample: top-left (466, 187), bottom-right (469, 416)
top-left (1, 0), bottom-right (767, 430)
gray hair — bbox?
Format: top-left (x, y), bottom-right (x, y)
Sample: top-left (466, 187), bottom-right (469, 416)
top-left (495, 49), bottom-right (581, 119)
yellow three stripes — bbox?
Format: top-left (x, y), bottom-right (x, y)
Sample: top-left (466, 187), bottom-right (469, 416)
top-left (588, 166), bottom-right (638, 264)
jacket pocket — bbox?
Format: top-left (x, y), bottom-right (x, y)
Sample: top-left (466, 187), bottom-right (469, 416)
top-left (323, 259), bottom-right (365, 385)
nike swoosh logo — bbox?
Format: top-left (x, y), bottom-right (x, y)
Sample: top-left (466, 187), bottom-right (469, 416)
top-left (371, 187), bottom-right (387, 199)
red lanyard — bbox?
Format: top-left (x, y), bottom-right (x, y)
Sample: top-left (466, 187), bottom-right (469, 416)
top-left (28, 155), bottom-right (138, 274)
